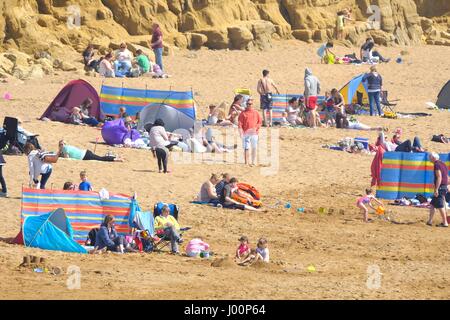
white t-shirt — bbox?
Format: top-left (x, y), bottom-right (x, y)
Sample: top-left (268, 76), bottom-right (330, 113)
top-left (116, 49), bottom-right (132, 62)
top-left (149, 126), bottom-right (170, 148)
top-left (99, 59), bottom-right (113, 76)
top-left (287, 106), bottom-right (299, 122)
top-left (28, 150), bottom-right (52, 182)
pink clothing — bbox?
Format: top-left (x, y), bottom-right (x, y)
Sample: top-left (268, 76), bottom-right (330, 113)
top-left (237, 243), bottom-right (249, 256)
top-left (371, 144), bottom-right (385, 187)
top-left (185, 238), bottom-right (209, 256)
top-left (357, 195), bottom-right (374, 206)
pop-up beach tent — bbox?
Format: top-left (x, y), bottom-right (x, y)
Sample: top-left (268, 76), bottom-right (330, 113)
top-left (339, 74), bottom-right (369, 105)
top-left (19, 208), bottom-right (87, 253)
top-left (436, 80), bottom-right (450, 109)
top-left (100, 85), bottom-right (196, 120)
top-left (137, 103), bottom-right (195, 132)
top-left (40, 79), bottom-right (103, 123)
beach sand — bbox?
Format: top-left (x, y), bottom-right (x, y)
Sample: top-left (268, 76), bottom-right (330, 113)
top-left (0, 41), bottom-right (449, 299)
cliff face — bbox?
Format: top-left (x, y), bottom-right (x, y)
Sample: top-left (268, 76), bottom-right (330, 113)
top-left (0, 0), bottom-right (448, 79)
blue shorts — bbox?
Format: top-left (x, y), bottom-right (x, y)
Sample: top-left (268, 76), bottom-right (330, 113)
top-left (260, 94), bottom-right (273, 110)
top-left (243, 135), bottom-right (258, 150)
top-left (431, 185), bottom-right (448, 209)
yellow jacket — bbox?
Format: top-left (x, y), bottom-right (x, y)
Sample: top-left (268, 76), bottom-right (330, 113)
top-left (154, 215), bottom-right (180, 231)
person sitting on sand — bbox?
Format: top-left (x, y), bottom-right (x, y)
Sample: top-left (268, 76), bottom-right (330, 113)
top-left (95, 214), bottom-right (136, 253)
top-left (134, 49), bottom-right (151, 75)
top-left (228, 95), bottom-right (246, 125)
top-left (82, 44), bottom-right (100, 71)
top-left (322, 91), bottom-right (335, 126)
top-left (360, 38), bottom-right (390, 63)
top-left (114, 42), bottom-right (133, 77)
top-left (286, 97), bottom-right (302, 126)
top-left (220, 177), bottom-right (262, 212)
top-left (98, 53), bottom-right (115, 78)
top-left (69, 107), bottom-right (85, 125)
top-left (215, 173), bottom-right (231, 198)
top-left (58, 140), bottom-right (123, 162)
top-left (238, 237), bottom-right (270, 266)
top-left (235, 235), bottom-right (251, 262)
top-left (356, 188), bottom-right (384, 223)
top-left (198, 174), bottom-right (221, 205)
top-left (154, 205), bottom-right (183, 254)
top-left (331, 88), bottom-right (347, 128)
top-left (78, 98), bottom-right (100, 127)
top-left (117, 107), bottom-right (128, 119)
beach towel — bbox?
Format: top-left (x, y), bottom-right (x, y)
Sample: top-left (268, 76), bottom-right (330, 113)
top-left (371, 145), bottom-right (385, 187)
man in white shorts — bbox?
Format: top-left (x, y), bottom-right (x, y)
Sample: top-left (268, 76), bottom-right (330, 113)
top-left (238, 98), bottom-right (262, 166)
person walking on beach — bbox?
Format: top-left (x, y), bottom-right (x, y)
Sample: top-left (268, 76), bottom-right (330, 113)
top-left (257, 70), bottom-right (280, 127)
top-left (150, 23), bottom-right (164, 72)
top-left (362, 66), bottom-right (383, 116)
top-left (427, 152), bottom-right (449, 227)
top-left (238, 97), bottom-right (262, 166)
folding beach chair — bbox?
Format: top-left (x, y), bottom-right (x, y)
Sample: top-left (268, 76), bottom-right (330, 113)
top-left (2, 117), bottom-right (41, 153)
top-left (152, 202), bottom-right (191, 252)
top-left (381, 90), bottom-right (399, 113)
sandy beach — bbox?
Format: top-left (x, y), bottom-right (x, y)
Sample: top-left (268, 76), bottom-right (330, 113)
top-left (0, 40), bottom-right (449, 299)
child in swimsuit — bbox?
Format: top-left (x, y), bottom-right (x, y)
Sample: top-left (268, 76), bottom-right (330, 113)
top-left (357, 188), bottom-right (384, 222)
top-left (235, 235), bottom-right (251, 262)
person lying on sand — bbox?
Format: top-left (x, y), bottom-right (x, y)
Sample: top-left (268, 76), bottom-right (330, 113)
top-left (58, 140), bottom-right (123, 162)
top-left (340, 117), bottom-right (385, 131)
top-left (376, 130), bottom-right (425, 152)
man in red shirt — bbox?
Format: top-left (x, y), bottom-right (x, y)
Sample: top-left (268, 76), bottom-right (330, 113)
top-left (238, 98), bottom-right (262, 166)
top-left (150, 23), bottom-right (164, 71)
top-left (427, 152), bottom-right (449, 227)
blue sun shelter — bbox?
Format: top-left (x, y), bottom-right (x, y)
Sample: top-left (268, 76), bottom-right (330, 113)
top-left (23, 208), bottom-right (87, 253)
top-left (339, 74), bottom-right (369, 105)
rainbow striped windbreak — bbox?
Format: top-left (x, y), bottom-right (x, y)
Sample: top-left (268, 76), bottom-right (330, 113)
top-left (21, 188), bottom-right (133, 243)
top-left (376, 152), bottom-right (450, 200)
top-left (100, 85), bottom-right (196, 119)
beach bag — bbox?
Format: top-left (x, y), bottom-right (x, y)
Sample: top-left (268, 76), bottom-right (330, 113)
top-left (324, 53), bottom-right (335, 64)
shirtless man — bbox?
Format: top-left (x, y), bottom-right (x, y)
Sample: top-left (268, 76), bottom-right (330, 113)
top-left (257, 70), bottom-right (280, 127)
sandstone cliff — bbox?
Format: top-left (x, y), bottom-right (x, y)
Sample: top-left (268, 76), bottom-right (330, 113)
top-left (0, 0), bottom-right (448, 80)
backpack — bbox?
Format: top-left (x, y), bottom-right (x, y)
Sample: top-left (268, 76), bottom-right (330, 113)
top-left (86, 228), bottom-right (99, 246)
